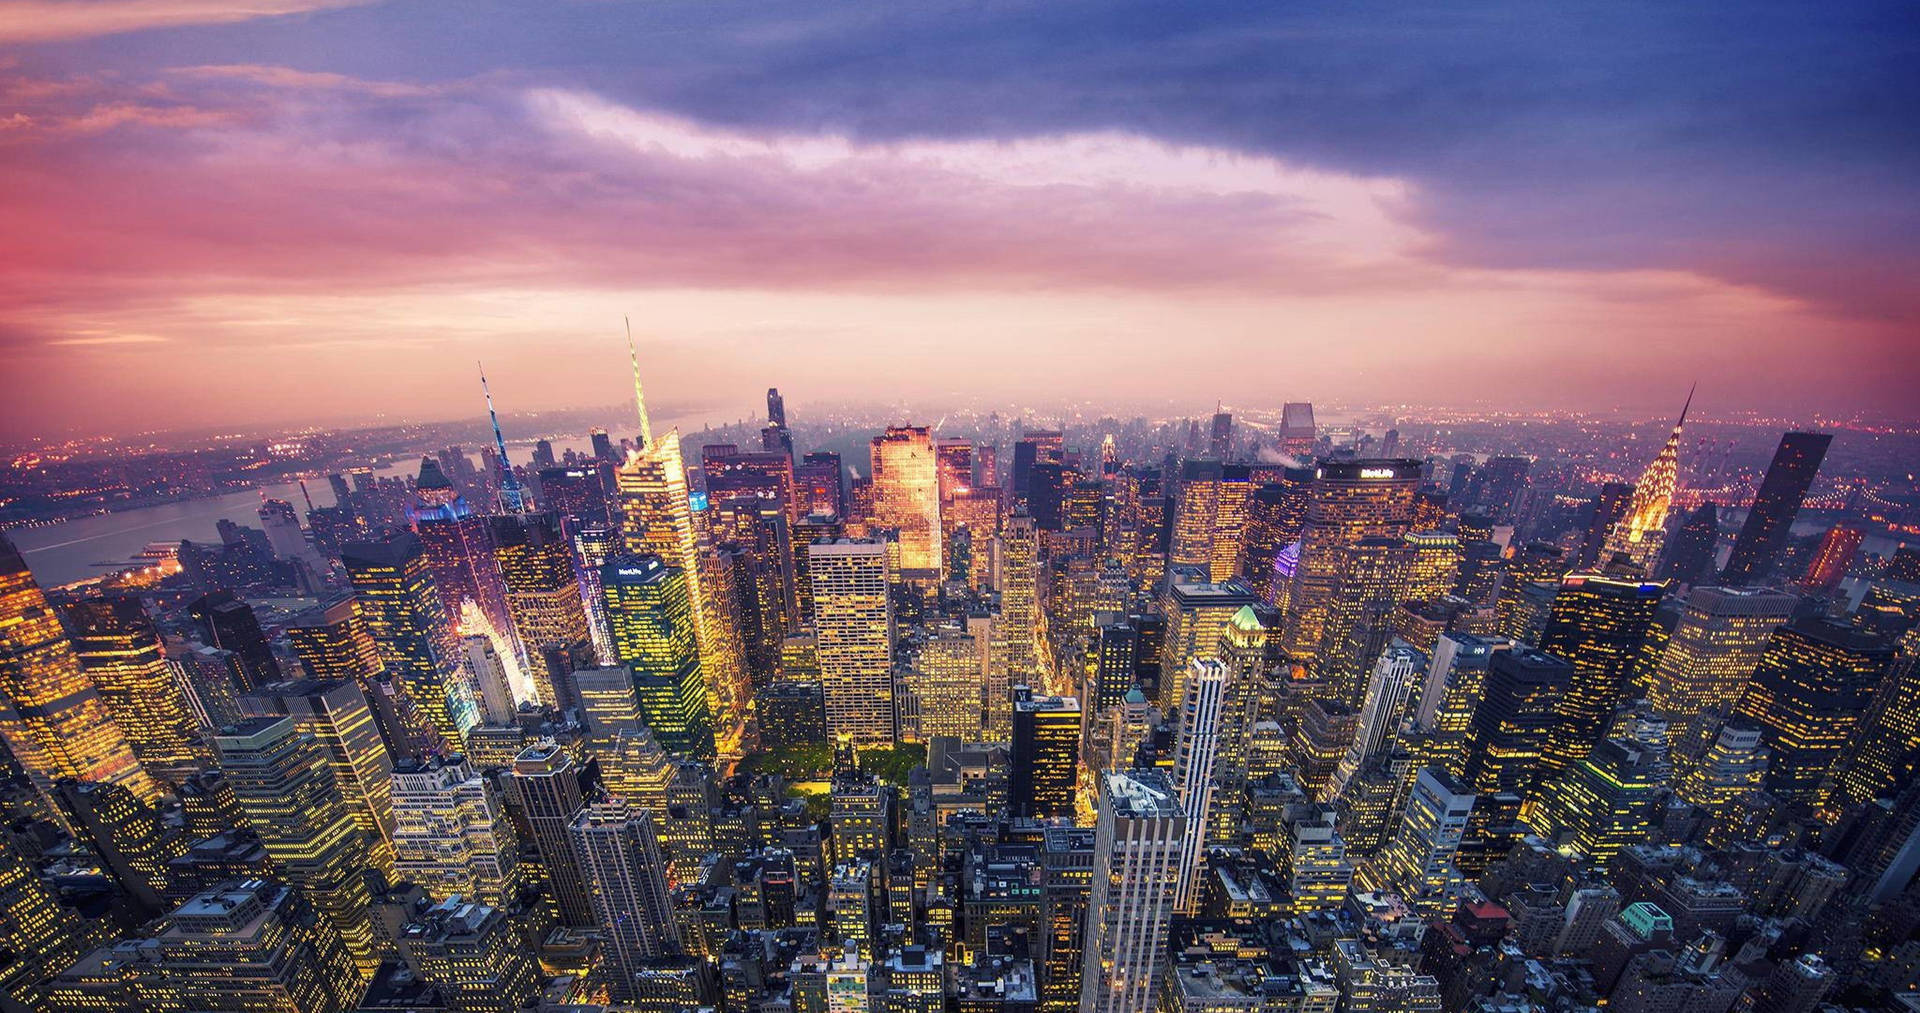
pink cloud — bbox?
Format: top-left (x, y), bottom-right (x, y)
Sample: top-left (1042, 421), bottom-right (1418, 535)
top-left (0, 66), bottom-right (1906, 436)
top-left (0, 0), bottom-right (377, 43)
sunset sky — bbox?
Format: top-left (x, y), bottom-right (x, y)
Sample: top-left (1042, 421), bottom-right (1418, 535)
top-left (2, 1), bottom-right (1915, 439)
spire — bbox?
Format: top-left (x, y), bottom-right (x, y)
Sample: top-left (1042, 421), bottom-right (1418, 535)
top-left (478, 362), bottom-right (529, 513)
top-left (626, 316), bottom-right (653, 450)
top-left (1675, 381), bottom-right (1696, 430)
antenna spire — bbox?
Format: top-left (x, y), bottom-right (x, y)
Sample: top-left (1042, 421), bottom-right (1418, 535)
top-left (626, 316), bottom-right (654, 450)
top-left (478, 361), bottom-right (528, 513)
top-left (1676, 381), bottom-right (1696, 429)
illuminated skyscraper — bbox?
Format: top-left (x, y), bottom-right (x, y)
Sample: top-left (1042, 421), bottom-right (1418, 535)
top-left (1170, 658), bottom-right (1225, 912)
top-left (1281, 460), bottom-right (1421, 666)
top-left (1538, 574), bottom-right (1666, 776)
top-left (1833, 630), bottom-right (1920, 809)
top-left (601, 554), bottom-right (714, 759)
top-left (912, 617), bottom-right (994, 741)
top-left (1647, 586), bottom-right (1795, 731)
top-left (1794, 523), bottom-right (1862, 593)
top-left (213, 715), bottom-right (377, 973)
top-left (570, 798), bottom-right (682, 1001)
top-left (477, 362), bottom-right (530, 513)
top-left (1722, 432), bottom-right (1832, 586)
top-left (1675, 718), bottom-right (1769, 812)
top-left (1356, 766), bottom-right (1474, 918)
top-left (809, 540), bottom-right (896, 743)
top-left (696, 546), bottom-right (751, 750)
top-left (870, 425), bottom-right (943, 579)
top-left (509, 742), bottom-right (593, 926)
top-left (342, 532), bottom-right (477, 749)
top-left (238, 677), bottom-right (397, 877)
top-left (286, 593), bottom-right (422, 760)
top-left (1011, 431), bottom-right (1064, 504)
top-left (1528, 737), bottom-right (1659, 867)
top-left (1402, 531), bottom-right (1462, 602)
top-left (0, 533), bottom-right (157, 804)
top-left (1238, 471), bottom-right (1311, 604)
top-left (491, 511), bottom-right (588, 706)
top-left (55, 880), bottom-right (364, 1013)
top-left (390, 753), bottom-right (522, 908)
top-left (0, 832), bottom-right (101, 1007)
top-left (1156, 577), bottom-right (1257, 710)
top-left (1601, 391), bottom-right (1691, 573)
top-left (51, 777), bottom-right (185, 915)
top-left (410, 457), bottom-right (517, 657)
top-left (1331, 643), bottom-right (1426, 797)
top-left (395, 897), bottom-right (541, 1013)
top-left (995, 512), bottom-right (1045, 693)
top-left (1734, 617), bottom-right (1893, 805)
top-left (1459, 648), bottom-right (1573, 800)
top-left (573, 524), bottom-right (621, 664)
top-left (1316, 537), bottom-right (1412, 705)
top-left (1010, 687), bottom-right (1081, 820)
top-left (61, 597), bottom-right (209, 786)
top-left (1079, 770), bottom-right (1185, 1013)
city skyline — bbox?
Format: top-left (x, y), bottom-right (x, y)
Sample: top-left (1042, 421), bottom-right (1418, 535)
top-left (3, 1), bottom-right (1918, 437)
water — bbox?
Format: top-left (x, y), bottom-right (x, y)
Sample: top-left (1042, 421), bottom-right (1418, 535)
top-left (10, 438), bottom-right (600, 587)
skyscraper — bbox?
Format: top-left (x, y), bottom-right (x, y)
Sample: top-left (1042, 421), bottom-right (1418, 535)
top-left (510, 742), bottom-right (594, 926)
top-left (1601, 391), bottom-right (1691, 574)
top-left (1460, 648), bottom-right (1573, 800)
top-left (1538, 574), bottom-right (1666, 775)
top-left (1208, 408), bottom-right (1234, 461)
top-left (1277, 403), bottom-right (1316, 459)
top-left (213, 715), bottom-right (377, 972)
top-left (342, 532), bottom-right (476, 750)
top-left (0, 533), bottom-right (157, 804)
top-left (188, 589), bottom-right (282, 691)
top-left (1357, 766), bottom-right (1474, 918)
top-left (869, 425), bottom-right (943, 579)
top-left (0, 832), bottom-right (101, 1007)
top-left (600, 554), bottom-right (713, 759)
top-left (1657, 501), bottom-right (1720, 586)
top-left (238, 677), bottom-right (397, 877)
top-left (1733, 617), bottom-right (1893, 805)
top-left (55, 880), bottom-right (365, 1013)
top-left (571, 798), bottom-right (682, 1000)
top-left (491, 511), bottom-right (588, 706)
top-left (286, 593), bottom-right (421, 760)
top-left (1281, 460), bottom-right (1421, 666)
top-left (1721, 432), bottom-right (1832, 585)
top-left (1528, 738), bottom-right (1659, 867)
top-left (1580, 482), bottom-right (1636, 569)
top-left (61, 596), bottom-right (208, 786)
top-left (809, 540), bottom-right (896, 743)
top-left (1646, 586), bottom-right (1796, 730)
top-left (1079, 770), bottom-right (1186, 1013)
top-left (1331, 642), bottom-right (1427, 797)
top-left (1794, 523), bottom-right (1861, 593)
top-left (390, 753), bottom-right (523, 908)
top-left (410, 457), bottom-right (517, 660)
top-left (995, 511), bottom-right (1045, 695)
top-left (1238, 471), bottom-right (1311, 604)
top-left (1170, 658), bottom-right (1226, 912)
top-left (1010, 688), bottom-right (1081, 820)
top-left (477, 362), bottom-right (531, 513)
